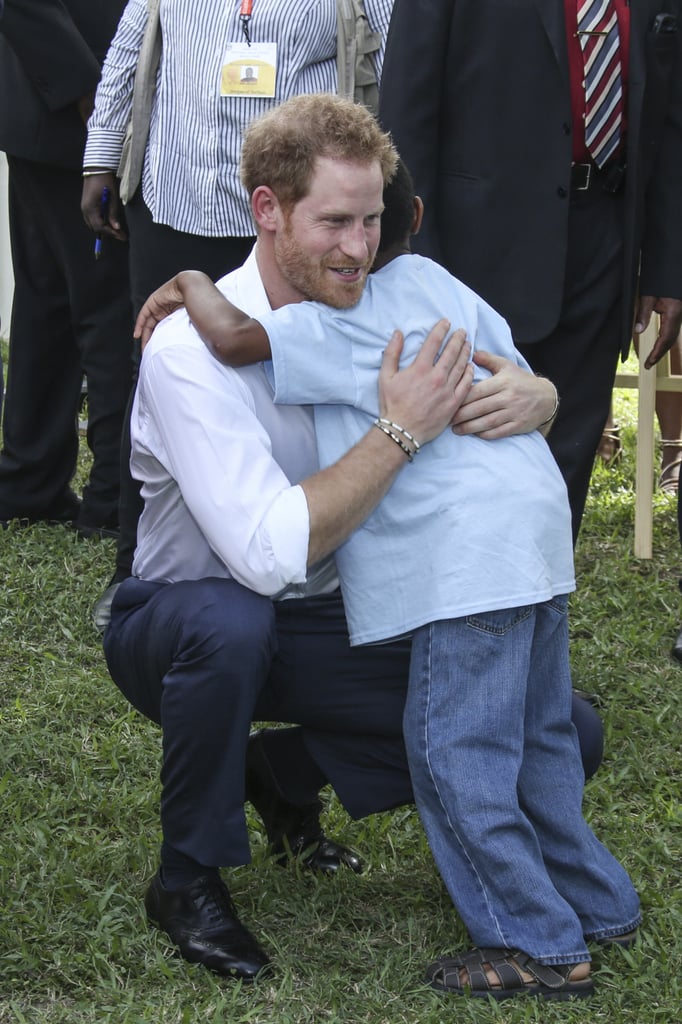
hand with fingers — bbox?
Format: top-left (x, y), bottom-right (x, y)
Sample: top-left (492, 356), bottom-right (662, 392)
top-left (453, 351), bottom-right (557, 439)
top-left (379, 322), bottom-right (474, 448)
top-left (635, 295), bottom-right (682, 368)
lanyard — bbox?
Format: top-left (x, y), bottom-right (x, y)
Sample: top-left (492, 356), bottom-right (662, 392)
top-left (240, 0), bottom-right (253, 44)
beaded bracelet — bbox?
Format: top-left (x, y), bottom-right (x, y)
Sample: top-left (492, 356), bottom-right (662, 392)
top-left (372, 420), bottom-right (416, 461)
top-left (376, 418), bottom-right (421, 453)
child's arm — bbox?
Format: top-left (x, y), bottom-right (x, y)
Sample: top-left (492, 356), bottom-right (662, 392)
top-left (134, 270), bottom-right (271, 365)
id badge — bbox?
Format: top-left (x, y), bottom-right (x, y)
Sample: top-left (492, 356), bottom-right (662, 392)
top-left (221, 42), bottom-right (277, 97)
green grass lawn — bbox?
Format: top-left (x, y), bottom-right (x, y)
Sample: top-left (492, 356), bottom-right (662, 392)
top-left (1, 379), bottom-right (681, 1022)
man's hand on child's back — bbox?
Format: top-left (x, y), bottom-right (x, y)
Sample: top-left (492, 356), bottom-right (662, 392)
top-left (452, 351), bottom-right (556, 439)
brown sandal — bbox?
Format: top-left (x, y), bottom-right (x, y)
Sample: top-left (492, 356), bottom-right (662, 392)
top-left (658, 440), bottom-right (682, 495)
top-left (596, 425), bottom-right (622, 467)
top-left (425, 947), bottom-right (594, 1001)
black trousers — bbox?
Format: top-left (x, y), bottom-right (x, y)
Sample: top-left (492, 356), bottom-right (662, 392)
top-left (112, 191), bottom-right (255, 578)
top-left (518, 185), bottom-right (625, 544)
top-left (0, 157), bottom-right (133, 524)
top-left (104, 580), bottom-right (604, 868)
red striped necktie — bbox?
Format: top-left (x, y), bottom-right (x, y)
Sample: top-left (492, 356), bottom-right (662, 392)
top-left (577, 0), bottom-right (624, 167)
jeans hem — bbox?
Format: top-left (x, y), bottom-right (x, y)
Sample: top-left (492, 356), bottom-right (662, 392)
top-left (584, 914), bottom-right (642, 942)
top-left (531, 951), bottom-right (592, 966)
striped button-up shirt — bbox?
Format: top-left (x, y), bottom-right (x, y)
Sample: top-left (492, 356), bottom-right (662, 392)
top-left (85, 0), bottom-right (394, 236)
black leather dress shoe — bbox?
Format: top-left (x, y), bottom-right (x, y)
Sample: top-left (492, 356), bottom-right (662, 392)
top-left (144, 871), bottom-right (272, 980)
top-left (1, 489), bottom-right (81, 528)
top-left (672, 625), bottom-right (682, 664)
top-left (246, 729), bottom-right (363, 874)
top-left (74, 512), bottom-right (120, 540)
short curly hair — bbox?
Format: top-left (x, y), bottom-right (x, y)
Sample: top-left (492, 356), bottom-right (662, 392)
top-left (378, 157), bottom-right (415, 254)
top-left (240, 93), bottom-right (397, 209)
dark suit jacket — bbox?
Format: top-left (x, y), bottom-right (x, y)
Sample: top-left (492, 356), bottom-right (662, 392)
top-left (0, 0), bottom-right (125, 168)
top-left (379, 0), bottom-right (682, 353)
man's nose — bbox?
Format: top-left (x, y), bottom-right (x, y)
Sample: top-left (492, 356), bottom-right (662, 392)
top-left (339, 222), bottom-right (371, 259)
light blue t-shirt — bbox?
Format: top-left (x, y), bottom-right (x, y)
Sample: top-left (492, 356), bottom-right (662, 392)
top-left (258, 254), bottom-right (575, 645)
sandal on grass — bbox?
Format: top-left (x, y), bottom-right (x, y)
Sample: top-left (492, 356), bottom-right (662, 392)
top-left (596, 425), bottom-right (622, 467)
top-left (425, 947), bottom-right (594, 1001)
top-left (658, 441), bottom-right (682, 495)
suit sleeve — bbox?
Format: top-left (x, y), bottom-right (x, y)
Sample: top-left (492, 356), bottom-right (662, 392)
top-left (0, 0), bottom-right (101, 111)
top-left (638, 15), bottom-right (682, 300)
top-left (379, 0), bottom-right (455, 261)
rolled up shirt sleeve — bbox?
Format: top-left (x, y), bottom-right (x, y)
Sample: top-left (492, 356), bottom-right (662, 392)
top-left (254, 486), bottom-right (311, 595)
top-left (133, 325), bottom-right (312, 595)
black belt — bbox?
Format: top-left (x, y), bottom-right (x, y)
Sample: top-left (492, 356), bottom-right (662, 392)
top-left (571, 160), bottom-right (626, 195)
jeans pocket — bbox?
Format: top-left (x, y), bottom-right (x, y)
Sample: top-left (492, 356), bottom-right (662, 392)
top-left (465, 604), bottom-right (534, 636)
top-left (547, 594), bottom-right (569, 617)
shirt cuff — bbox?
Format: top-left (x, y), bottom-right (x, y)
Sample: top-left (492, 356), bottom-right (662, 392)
top-left (260, 484), bottom-right (310, 589)
top-left (83, 128), bottom-right (126, 171)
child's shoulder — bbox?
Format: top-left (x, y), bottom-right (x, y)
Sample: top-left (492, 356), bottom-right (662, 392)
top-left (378, 252), bottom-right (472, 293)
top-left (385, 254), bottom-right (513, 331)
top-left (375, 253), bottom-right (479, 313)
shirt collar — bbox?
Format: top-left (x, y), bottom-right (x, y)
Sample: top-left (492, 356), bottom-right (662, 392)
top-left (216, 244), bottom-right (273, 317)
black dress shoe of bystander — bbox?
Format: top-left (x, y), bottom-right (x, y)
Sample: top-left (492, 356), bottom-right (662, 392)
top-left (74, 508), bottom-right (120, 540)
top-left (0, 488), bottom-right (81, 528)
top-left (144, 871), bottom-right (272, 980)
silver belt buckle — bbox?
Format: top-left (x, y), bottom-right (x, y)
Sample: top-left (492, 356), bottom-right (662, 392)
top-left (576, 163), bottom-right (592, 191)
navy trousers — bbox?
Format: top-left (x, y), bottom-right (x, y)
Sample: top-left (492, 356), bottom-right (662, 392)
top-left (104, 579), bottom-right (605, 870)
top-left (105, 578), bottom-right (604, 868)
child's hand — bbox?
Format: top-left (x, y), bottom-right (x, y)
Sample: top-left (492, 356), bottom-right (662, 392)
top-left (134, 271), bottom-right (212, 349)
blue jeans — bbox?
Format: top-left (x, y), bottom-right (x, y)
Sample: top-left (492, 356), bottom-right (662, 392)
top-left (405, 597), bottom-right (641, 965)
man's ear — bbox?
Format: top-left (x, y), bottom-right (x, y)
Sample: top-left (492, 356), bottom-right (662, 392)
top-left (251, 185), bottom-right (281, 232)
top-left (411, 196), bottom-right (424, 236)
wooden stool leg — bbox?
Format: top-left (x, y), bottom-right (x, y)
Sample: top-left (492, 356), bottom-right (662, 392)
top-left (633, 323), bottom-right (658, 558)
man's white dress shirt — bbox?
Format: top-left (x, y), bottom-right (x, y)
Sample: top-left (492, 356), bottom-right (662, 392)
top-left (131, 248), bottom-right (339, 599)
